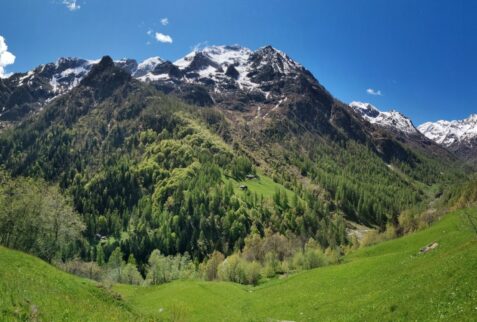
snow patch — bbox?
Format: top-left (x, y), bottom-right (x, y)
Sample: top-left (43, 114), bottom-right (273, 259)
top-left (418, 114), bottom-right (477, 147)
top-left (349, 101), bottom-right (418, 134)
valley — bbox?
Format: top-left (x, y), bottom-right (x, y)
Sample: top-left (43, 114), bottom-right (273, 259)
top-left (0, 11), bottom-right (476, 320)
top-left (1, 208), bottom-right (476, 321)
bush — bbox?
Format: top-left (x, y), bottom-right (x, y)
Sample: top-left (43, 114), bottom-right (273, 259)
top-left (58, 259), bottom-right (103, 281)
top-left (304, 249), bottom-right (327, 269)
top-left (146, 249), bottom-right (195, 285)
top-left (217, 254), bottom-right (262, 285)
top-left (243, 261), bottom-right (261, 285)
top-left (218, 254), bottom-right (242, 283)
top-left (120, 263), bottom-right (143, 285)
top-left (360, 230), bottom-right (385, 247)
top-left (202, 251), bottom-right (225, 281)
top-left (262, 252), bottom-right (280, 278)
top-left (290, 242), bottom-right (328, 271)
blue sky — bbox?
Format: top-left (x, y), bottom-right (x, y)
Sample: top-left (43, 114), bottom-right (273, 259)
top-left (0, 0), bottom-right (475, 124)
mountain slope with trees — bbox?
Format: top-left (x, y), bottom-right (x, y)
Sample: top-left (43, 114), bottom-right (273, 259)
top-left (0, 52), bottom-right (466, 277)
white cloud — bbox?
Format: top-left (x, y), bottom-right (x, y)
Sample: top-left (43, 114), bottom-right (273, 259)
top-left (366, 88), bottom-right (382, 96)
top-left (146, 29), bottom-right (153, 36)
top-left (63, 0), bottom-right (80, 11)
top-left (160, 18), bottom-right (169, 26)
top-left (0, 35), bottom-right (16, 78)
top-left (155, 32), bottom-right (173, 44)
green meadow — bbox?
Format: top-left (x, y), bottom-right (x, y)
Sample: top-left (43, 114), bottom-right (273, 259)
top-left (1, 208), bottom-right (476, 321)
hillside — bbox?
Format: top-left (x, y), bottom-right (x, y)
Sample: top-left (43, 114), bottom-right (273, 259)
top-left (0, 246), bottom-right (142, 321)
top-left (0, 53), bottom-right (466, 270)
top-left (1, 208), bottom-right (475, 321)
top-left (115, 208), bottom-right (477, 321)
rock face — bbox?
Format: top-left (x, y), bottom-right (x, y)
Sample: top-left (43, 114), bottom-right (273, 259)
top-left (418, 115), bottom-right (477, 162)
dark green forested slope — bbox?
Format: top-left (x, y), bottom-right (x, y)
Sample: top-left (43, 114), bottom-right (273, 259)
top-left (0, 56), bottom-right (466, 272)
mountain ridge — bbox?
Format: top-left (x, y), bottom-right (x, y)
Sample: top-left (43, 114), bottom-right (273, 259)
top-left (1, 45), bottom-right (468, 142)
top-left (418, 114), bottom-right (477, 162)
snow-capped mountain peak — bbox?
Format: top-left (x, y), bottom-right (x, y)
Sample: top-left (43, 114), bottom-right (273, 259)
top-left (137, 56), bottom-right (163, 70)
top-left (348, 101), bottom-right (380, 118)
top-left (133, 56), bottom-right (164, 78)
top-left (349, 101), bottom-right (418, 134)
top-left (417, 114), bottom-right (477, 147)
top-left (251, 45), bottom-right (303, 75)
top-left (197, 45), bottom-right (251, 66)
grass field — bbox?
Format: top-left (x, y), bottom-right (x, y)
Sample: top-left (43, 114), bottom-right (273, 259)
top-left (0, 247), bottom-right (142, 321)
top-left (225, 173), bottom-right (297, 200)
top-left (114, 209), bottom-right (477, 321)
top-left (1, 209), bottom-right (476, 321)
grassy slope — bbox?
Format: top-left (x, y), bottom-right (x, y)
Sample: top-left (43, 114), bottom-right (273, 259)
top-left (115, 209), bottom-right (477, 322)
top-left (1, 209), bottom-right (476, 321)
top-left (226, 173), bottom-right (296, 200)
top-left (0, 247), bottom-right (144, 321)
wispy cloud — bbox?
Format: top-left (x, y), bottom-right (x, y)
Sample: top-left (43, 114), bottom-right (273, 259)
top-left (63, 0), bottom-right (81, 11)
top-left (0, 35), bottom-right (16, 78)
top-left (155, 32), bottom-right (173, 44)
top-left (366, 88), bottom-right (382, 96)
top-left (146, 29), bottom-right (153, 36)
top-left (191, 41), bottom-right (209, 52)
top-left (160, 18), bottom-right (169, 26)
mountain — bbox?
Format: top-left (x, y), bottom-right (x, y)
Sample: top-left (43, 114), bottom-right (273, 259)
top-left (349, 101), bottom-right (418, 134)
top-left (0, 47), bottom-right (466, 268)
top-left (418, 114), bottom-right (477, 162)
top-left (348, 100), bottom-right (458, 163)
top-left (0, 45), bottom-right (336, 126)
top-left (0, 57), bottom-right (141, 129)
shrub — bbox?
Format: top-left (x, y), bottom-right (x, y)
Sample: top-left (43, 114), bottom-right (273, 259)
top-left (120, 263), bottom-right (143, 285)
top-left (262, 252), bottom-right (280, 278)
top-left (218, 254), bottom-right (262, 285)
top-left (243, 261), bottom-right (261, 285)
top-left (218, 254), bottom-right (242, 283)
top-left (360, 230), bottom-right (385, 247)
top-left (58, 259), bottom-right (103, 281)
top-left (202, 251), bottom-right (225, 281)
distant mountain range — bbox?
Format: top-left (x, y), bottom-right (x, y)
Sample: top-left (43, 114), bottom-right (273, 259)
top-left (348, 101), bottom-right (477, 163)
top-left (418, 115), bottom-right (477, 162)
top-left (0, 44), bottom-right (473, 164)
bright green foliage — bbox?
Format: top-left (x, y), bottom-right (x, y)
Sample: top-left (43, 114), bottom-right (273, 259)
top-left (121, 263), bottom-right (143, 285)
top-left (217, 254), bottom-right (261, 285)
top-left (114, 209), bottom-right (477, 321)
top-left (0, 171), bottom-right (84, 262)
top-left (145, 249), bottom-right (194, 285)
top-left (0, 83), bottom-right (464, 271)
top-left (1, 208), bottom-right (476, 321)
top-left (107, 247), bottom-right (125, 281)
